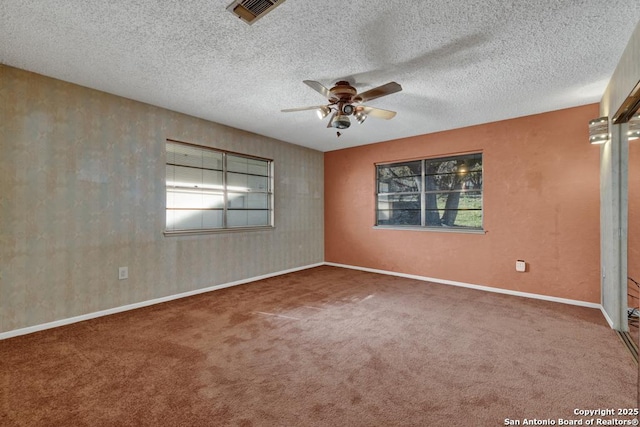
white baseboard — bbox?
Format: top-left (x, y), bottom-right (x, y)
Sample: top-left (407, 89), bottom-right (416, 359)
top-left (323, 262), bottom-right (603, 310)
top-left (0, 263), bottom-right (324, 341)
top-left (1, 261), bottom-right (608, 340)
top-left (599, 306), bottom-right (615, 329)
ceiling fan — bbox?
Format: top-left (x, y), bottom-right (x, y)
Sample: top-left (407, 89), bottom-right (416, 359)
top-left (281, 80), bottom-right (402, 133)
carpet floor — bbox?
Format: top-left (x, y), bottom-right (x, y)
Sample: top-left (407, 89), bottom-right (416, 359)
top-left (0, 266), bottom-right (637, 426)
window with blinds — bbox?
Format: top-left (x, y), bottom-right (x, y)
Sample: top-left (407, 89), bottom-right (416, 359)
top-left (165, 140), bottom-right (273, 233)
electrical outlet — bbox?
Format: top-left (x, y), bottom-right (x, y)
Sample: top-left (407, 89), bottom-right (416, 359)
top-left (515, 260), bottom-right (526, 272)
top-left (119, 267), bottom-right (128, 280)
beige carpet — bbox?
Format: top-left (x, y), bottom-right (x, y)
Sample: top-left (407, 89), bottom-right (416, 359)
top-left (0, 266), bottom-right (637, 426)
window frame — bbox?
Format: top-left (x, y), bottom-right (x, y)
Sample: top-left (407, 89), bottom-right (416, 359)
top-left (374, 152), bottom-right (484, 233)
top-left (164, 139), bottom-right (274, 235)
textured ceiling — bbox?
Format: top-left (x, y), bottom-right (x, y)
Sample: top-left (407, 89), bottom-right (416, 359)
top-left (2, 1), bottom-right (640, 152)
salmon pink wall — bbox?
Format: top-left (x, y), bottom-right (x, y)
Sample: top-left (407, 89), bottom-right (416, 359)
top-left (325, 104), bottom-right (601, 303)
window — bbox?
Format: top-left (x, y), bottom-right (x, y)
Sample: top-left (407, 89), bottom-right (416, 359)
top-left (165, 140), bottom-right (273, 233)
top-left (376, 153), bottom-right (482, 230)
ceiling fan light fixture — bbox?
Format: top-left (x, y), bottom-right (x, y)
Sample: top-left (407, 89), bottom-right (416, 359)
top-left (342, 104), bottom-right (354, 115)
top-left (355, 111), bottom-right (367, 124)
top-left (316, 106), bottom-right (330, 120)
top-left (332, 114), bottom-right (351, 129)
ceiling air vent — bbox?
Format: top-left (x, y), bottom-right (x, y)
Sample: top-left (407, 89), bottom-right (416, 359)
top-left (226, 0), bottom-right (286, 25)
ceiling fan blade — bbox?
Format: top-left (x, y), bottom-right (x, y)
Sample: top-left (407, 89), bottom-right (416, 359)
top-left (281, 105), bottom-right (326, 113)
top-left (303, 80), bottom-right (332, 98)
top-left (355, 82), bottom-right (402, 103)
top-left (358, 106), bottom-right (397, 120)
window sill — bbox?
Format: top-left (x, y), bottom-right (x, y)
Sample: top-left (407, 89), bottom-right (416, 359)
top-left (164, 226), bottom-right (274, 237)
top-left (373, 225), bottom-right (486, 234)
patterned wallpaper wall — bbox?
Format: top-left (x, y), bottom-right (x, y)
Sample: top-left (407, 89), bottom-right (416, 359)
top-left (0, 65), bottom-right (324, 333)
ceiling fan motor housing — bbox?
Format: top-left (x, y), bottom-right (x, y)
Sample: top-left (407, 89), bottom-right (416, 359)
top-left (330, 81), bottom-right (357, 102)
